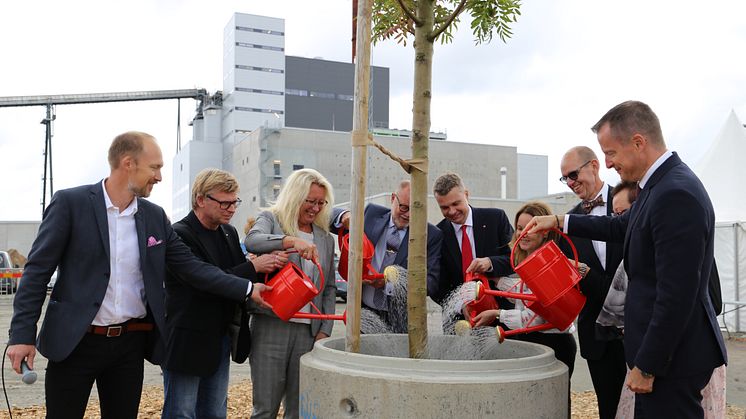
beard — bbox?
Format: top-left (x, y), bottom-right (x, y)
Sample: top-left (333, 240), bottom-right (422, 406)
top-left (128, 181), bottom-right (152, 198)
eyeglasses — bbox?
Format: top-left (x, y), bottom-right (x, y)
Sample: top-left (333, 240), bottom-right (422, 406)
top-left (206, 194), bottom-right (242, 210)
top-left (304, 198), bottom-right (328, 208)
top-left (612, 209), bottom-right (628, 217)
top-left (559, 160), bottom-right (592, 184)
top-left (393, 194), bottom-right (410, 213)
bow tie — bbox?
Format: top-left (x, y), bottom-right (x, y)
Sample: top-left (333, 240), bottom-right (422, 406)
top-left (581, 195), bottom-right (605, 214)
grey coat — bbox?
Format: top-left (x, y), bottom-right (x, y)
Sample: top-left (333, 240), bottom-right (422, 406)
top-left (244, 210), bottom-right (336, 337)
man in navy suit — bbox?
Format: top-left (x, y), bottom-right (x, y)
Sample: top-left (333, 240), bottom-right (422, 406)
top-left (6, 132), bottom-right (270, 419)
top-left (335, 180), bottom-right (442, 332)
top-left (430, 172), bottom-right (514, 307)
top-left (527, 101), bottom-right (727, 418)
top-left (560, 146), bottom-right (626, 419)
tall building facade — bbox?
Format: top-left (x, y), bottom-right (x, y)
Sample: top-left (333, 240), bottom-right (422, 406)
top-left (172, 12), bottom-right (552, 224)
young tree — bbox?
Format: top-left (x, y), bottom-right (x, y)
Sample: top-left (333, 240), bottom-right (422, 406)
top-left (372, 0), bottom-right (521, 358)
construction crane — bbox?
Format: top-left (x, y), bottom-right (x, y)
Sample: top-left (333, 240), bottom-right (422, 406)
top-left (0, 89), bottom-right (208, 214)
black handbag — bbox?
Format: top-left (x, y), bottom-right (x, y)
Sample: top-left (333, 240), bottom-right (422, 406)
top-left (229, 306), bottom-right (252, 363)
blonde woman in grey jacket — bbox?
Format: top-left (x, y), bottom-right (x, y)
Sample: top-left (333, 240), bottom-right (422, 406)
top-left (244, 168), bottom-right (336, 419)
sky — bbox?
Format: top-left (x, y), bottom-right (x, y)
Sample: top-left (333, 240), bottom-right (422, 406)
top-left (1, 0), bottom-right (745, 221)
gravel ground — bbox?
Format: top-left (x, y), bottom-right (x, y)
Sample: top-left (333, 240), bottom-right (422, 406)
top-left (1, 383), bottom-right (744, 419)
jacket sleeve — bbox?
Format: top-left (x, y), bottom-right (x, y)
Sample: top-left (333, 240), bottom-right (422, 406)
top-left (9, 191), bottom-right (72, 345)
top-left (245, 210), bottom-right (286, 254)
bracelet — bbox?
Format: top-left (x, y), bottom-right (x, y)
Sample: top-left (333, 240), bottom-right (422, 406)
top-left (555, 215), bottom-right (560, 230)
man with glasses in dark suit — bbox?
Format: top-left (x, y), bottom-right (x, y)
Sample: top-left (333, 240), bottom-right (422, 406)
top-left (559, 146), bottom-right (626, 419)
top-left (334, 180), bottom-right (442, 332)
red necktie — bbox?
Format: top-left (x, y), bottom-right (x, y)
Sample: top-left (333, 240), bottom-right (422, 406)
top-left (461, 225), bottom-right (473, 278)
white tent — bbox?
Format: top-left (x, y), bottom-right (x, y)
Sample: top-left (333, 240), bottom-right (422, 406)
top-left (695, 110), bottom-right (746, 333)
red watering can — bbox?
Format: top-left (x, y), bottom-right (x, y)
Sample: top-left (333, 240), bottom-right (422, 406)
top-left (261, 251), bottom-right (346, 324)
top-left (463, 272), bottom-right (499, 327)
top-left (473, 227), bottom-right (586, 342)
top-left (337, 231), bottom-right (385, 281)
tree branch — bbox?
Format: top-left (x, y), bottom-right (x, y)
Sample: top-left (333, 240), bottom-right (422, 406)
top-left (429, 0), bottom-right (467, 42)
top-left (395, 0), bottom-right (422, 26)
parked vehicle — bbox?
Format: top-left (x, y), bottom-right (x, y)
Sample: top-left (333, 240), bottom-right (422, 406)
top-left (0, 250), bottom-right (22, 294)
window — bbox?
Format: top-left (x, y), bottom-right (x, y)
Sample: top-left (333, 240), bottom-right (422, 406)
top-left (235, 42), bottom-right (284, 52)
top-left (273, 160), bottom-right (281, 178)
top-left (235, 26), bottom-right (284, 36)
top-left (309, 91), bottom-right (335, 99)
top-left (236, 87), bottom-right (283, 96)
top-left (273, 185), bottom-right (281, 199)
top-left (285, 88), bottom-right (308, 97)
top-left (235, 64), bottom-right (284, 74)
top-left (293, 164), bottom-right (304, 171)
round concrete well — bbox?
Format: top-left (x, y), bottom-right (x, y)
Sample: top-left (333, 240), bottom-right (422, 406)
top-left (299, 334), bottom-right (568, 418)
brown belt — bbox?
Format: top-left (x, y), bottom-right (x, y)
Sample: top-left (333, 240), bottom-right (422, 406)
top-left (87, 321), bottom-right (154, 337)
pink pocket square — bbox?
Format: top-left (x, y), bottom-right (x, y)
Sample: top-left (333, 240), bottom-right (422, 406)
top-left (147, 236), bottom-right (163, 247)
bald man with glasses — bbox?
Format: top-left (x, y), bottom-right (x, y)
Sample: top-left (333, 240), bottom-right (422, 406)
top-left (560, 146), bottom-right (626, 419)
top-left (334, 180), bottom-right (442, 333)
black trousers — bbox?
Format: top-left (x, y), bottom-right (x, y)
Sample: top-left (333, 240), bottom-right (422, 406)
top-left (634, 368), bottom-right (713, 419)
top-left (586, 339), bottom-right (627, 419)
top-left (45, 331), bottom-right (148, 419)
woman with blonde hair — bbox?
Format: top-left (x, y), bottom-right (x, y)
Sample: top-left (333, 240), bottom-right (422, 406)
top-left (244, 168), bottom-right (336, 419)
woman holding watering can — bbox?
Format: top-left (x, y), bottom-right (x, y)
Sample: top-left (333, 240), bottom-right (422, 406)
top-left (244, 168), bottom-right (337, 419)
top-left (473, 201), bottom-right (583, 374)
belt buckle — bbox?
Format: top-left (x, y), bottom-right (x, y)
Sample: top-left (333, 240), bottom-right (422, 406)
top-left (106, 326), bottom-right (123, 337)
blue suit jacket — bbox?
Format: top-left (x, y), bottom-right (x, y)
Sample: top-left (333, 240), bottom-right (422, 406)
top-left (9, 182), bottom-right (251, 363)
top-left (331, 204), bottom-right (442, 297)
top-left (569, 153), bottom-right (727, 377)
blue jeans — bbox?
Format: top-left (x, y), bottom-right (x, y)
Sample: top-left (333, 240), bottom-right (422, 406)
top-left (162, 335), bottom-right (231, 419)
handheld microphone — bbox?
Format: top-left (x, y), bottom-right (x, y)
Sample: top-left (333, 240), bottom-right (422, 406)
top-left (21, 360), bottom-right (37, 385)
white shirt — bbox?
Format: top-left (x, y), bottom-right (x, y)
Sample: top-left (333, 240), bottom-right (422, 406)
top-left (639, 150), bottom-right (673, 190)
top-left (93, 180), bottom-right (147, 326)
top-left (290, 230), bottom-right (315, 324)
top-left (588, 183), bottom-right (610, 270)
top-left (497, 275), bottom-right (576, 334)
top-left (450, 208), bottom-right (476, 260)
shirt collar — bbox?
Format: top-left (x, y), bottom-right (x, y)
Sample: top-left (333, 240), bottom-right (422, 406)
top-left (639, 150), bottom-right (673, 190)
top-left (591, 182), bottom-right (608, 201)
top-left (450, 206), bottom-right (473, 231)
top-left (102, 179), bottom-right (138, 215)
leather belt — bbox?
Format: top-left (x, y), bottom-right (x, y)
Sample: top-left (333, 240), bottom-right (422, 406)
top-left (87, 320), bottom-right (154, 337)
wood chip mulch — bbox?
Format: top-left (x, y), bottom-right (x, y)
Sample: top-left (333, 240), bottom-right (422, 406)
top-left (1, 383), bottom-right (743, 418)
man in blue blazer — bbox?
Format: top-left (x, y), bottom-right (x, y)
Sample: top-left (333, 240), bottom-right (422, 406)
top-left (527, 101), bottom-right (727, 418)
top-left (334, 180), bottom-right (442, 332)
top-left (6, 132), bottom-right (270, 419)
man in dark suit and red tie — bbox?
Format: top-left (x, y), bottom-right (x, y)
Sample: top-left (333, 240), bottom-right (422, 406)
top-left (6, 131), bottom-right (271, 419)
top-left (559, 145), bottom-right (626, 419)
top-left (527, 101), bottom-right (727, 418)
top-left (430, 172), bottom-right (514, 307)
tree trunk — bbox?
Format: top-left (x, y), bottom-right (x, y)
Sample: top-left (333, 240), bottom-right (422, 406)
top-left (346, 0), bottom-right (373, 353)
top-left (407, 0), bottom-right (435, 359)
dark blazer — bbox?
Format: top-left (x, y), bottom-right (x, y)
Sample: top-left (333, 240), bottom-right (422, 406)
top-left (331, 205), bottom-right (442, 286)
top-left (163, 211), bottom-right (258, 377)
top-left (563, 187), bottom-right (624, 360)
top-left (569, 153), bottom-right (727, 377)
top-left (9, 182), bottom-right (251, 364)
top-left (432, 206), bottom-right (514, 305)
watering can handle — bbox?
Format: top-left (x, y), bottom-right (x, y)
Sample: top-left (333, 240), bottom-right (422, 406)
top-left (509, 227), bottom-right (579, 272)
top-left (262, 249), bottom-right (326, 299)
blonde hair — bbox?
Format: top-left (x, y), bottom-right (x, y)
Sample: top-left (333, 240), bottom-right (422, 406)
top-left (191, 168), bottom-right (239, 209)
top-left (510, 201), bottom-right (557, 265)
top-left (269, 168), bottom-right (333, 237)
